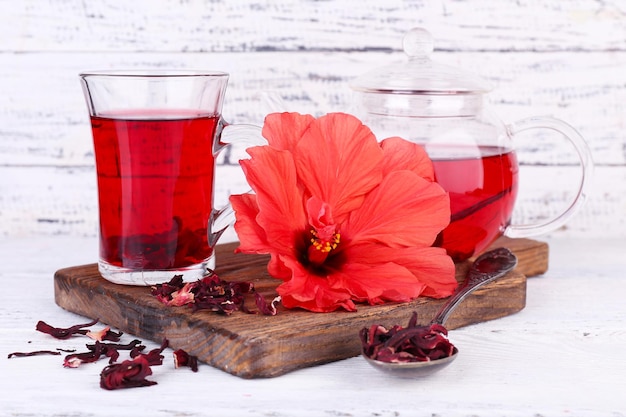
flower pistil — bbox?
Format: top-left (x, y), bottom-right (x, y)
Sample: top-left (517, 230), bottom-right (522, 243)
top-left (307, 228), bottom-right (341, 265)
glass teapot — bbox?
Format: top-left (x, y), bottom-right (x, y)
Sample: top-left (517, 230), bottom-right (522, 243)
top-left (350, 28), bottom-right (593, 262)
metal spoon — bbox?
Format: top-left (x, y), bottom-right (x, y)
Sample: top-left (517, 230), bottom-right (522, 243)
top-left (362, 247), bottom-right (518, 377)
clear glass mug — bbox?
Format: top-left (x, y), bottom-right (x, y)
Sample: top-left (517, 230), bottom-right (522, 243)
top-left (79, 70), bottom-right (260, 285)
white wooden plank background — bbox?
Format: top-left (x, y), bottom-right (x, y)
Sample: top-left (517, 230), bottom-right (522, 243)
top-left (1, 0), bottom-right (624, 238)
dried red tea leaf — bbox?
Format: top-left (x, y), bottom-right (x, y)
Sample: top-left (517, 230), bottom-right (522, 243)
top-left (360, 312), bottom-right (455, 363)
top-left (65, 339), bottom-right (146, 368)
top-left (131, 339), bottom-right (168, 366)
top-left (94, 339), bottom-right (145, 364)
top-left (100, 356), bottom-right (157, 390)
top-left (87, 339), bottom-right (144, 352)
top-left (150, 274), bottom-right (186, 303)
top-left (8, 350), bottom-right (62, 359)
top-left (64, 342), bottom-right (105, 368)
top-left (191, 275), bottom-right (250, 314)
top-left (254, 293), bottom-right (281, 316)
top-left (129, 344), bottom-right (147, 358)
top-left (173, 348), bottom-right (199, 372)
top-left (86, 326), bottom-right (123, 342)
top-left (152, 272), bottom-right (258, 315)
top-left (167, 282), bottom-right (196, 306)
top-left (36, 318), bottom-right (99, 339)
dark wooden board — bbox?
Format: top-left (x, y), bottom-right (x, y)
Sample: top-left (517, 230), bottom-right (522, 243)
top-left (54, 237), bottom-right (547, 378)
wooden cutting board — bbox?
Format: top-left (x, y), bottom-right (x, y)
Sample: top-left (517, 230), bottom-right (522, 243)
top-left (54, 237), bottom-right (548, 378)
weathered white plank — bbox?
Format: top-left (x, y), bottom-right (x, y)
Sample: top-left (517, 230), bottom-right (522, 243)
top-left (0, 51), bottom-right (623, 167)
top-left (1, 0), bottom-right (624, 52)
top-left (0, 165), bottom-right (622, 237)
top-left (1, 0), bottom-right (624, 239)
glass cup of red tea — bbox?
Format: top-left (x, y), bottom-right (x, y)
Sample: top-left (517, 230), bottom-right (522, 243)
top-left (351, 28), bottom-right (594, 262)
top-left (80, 70), bottom-right (261, 285)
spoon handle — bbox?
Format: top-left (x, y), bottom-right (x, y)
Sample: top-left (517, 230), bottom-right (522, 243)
top-left (431, 248), bottom-right (518, 326)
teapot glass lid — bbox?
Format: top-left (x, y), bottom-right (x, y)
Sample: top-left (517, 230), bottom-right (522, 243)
top-left (350, 28), bottom-right (492, 95)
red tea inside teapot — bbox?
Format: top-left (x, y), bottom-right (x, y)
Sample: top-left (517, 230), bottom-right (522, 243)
top-left (351, 28), bottom-right (592, 262)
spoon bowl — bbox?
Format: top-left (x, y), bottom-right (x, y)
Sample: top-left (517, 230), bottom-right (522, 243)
top-left (361, 247), bottom-right (517, 377)
top-left (363, 347), bottom-right (459, 377)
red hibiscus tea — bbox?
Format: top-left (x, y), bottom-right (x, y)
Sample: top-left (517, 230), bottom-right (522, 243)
top-left (430, 146), bottom-right (519, 262)
top-left (91, 112), bottom-right (218, 281)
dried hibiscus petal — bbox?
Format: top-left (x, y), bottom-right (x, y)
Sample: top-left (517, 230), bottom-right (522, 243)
top-left (150, 272), bottom-right (271, 315)
top-left (86, 326), bottom-right (123, 342)
top-left (167, 282), bottom-right (196, 306)
top-left (173, 349), bottom-right (198, 372)
top-left (254, 293), bottom-right (281, 316)
top-left (100, 356), bottom-right (157, 390)
top-left (8, 350), bottom-right (62, 358)
top-left (87, 339), bottom-right (144, 352)
top-left (36, 318), bottom-right (99, 339)
top-left (64, 342), bottom-right (106, 368)
top-left (360, 312), bottom-right (455, 363)
top-left (65, 339), bottom-right (146, 368)
top-left (131, 339), bottom-right (168, 366)
top-left (150, 274), bottom-right (185, 302)
top-left (192, 274), bottom-right (249, 314)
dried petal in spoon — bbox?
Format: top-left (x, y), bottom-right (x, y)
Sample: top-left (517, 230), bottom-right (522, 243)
top-left (362, 247), bottom-right (518, 377)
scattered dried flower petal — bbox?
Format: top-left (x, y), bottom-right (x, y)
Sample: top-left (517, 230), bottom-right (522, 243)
top-left (254, 294), bottom-right (282, 316)
top-left (360, 312), bottom-right (455, 363)
top-left (86, 326), bottom-right (123, 342)
top-left (173, 349), bottom-right (199, 372)
top-left (36, 318), bottom-right (99, 339)
top-left (151, 273), bottom-right (262, 315)
top-left (131, 339), bottom-right (168, 366)
top-left (167, 283), bottom-right (196, 306)
top-left (21, 320), bottom-right (179, 390)
top-left (87, 339), bottom-right (144, 352)
top-left (150, 274), bottom-right (185, 303)
top-left (64, 339), bottom-right (146, 368)
top-left (64, 342), bottom-right (105, 368)
top-left (100, 356), bottom-right (157, 390)
top-left (8, 350), bottom-right (62, 359)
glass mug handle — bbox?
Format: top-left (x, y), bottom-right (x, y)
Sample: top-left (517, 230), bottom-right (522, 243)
top-left (208, 121), bottom-right (265, 248)
top-left (504, 116), bottom-right (594, 238)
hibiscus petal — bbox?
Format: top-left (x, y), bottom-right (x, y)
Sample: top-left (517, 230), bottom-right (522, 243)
top-left (230, 193), bottom-right (272, 254)
top-left (262, 112), bottom-right (315, 151)
top-left (344, 244), bottom-right (457, 298)
top-left (267, 253), bottom-right (292, 281)
top-left (331, 262), bottom-right (427, 305)
top-left (293, 113), bottom-right (384, 222)
top-left (380, 137), bottom-right (435, 181)
top-left (238, 146), bottom-right (308, 254)
top-left (276, 257), bottom-right (356, 312)
top-left (344, 170), bottom-right (450, 247)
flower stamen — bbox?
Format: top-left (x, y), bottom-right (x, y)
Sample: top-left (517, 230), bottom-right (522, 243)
top-left (308, 229), bottom-right (341, 266)
top-left (310, 229), bottom-right (340, 253)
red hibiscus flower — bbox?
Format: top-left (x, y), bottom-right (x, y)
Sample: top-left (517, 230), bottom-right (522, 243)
top-left (229, 112), bottom-right (456, 312)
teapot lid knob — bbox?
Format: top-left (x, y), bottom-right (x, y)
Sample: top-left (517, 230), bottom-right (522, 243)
top-left (350, 27), bottom-right (492, 94)
top-left (403, 28), bottom-right (434, 58)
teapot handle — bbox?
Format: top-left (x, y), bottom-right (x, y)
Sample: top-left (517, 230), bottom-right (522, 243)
top-left (504, 116), bottom-right (594, 238)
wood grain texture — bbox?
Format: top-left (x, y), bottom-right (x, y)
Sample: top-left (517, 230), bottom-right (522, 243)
top-left (53, 237), bottom-right (546, 378)
top-left (3, 235), bottom-right (625, 416)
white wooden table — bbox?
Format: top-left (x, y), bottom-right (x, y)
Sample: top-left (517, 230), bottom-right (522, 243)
top-left (1, 235), bottom-right (624, 416)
